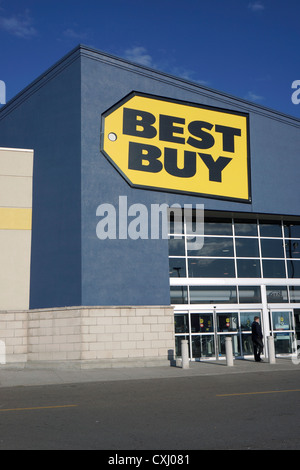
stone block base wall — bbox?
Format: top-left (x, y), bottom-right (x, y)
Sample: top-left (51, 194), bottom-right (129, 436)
top-left (0, 306), bottom-right (175, 368)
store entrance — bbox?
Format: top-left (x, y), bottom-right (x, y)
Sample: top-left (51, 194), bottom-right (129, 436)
top-left (270, 309), bottom-right (295, 355)
top-left (175, 309), bottom-right (262, 361)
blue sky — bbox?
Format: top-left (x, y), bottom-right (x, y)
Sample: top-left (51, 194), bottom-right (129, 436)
top-left (0, 0), bottom-right (299, 118)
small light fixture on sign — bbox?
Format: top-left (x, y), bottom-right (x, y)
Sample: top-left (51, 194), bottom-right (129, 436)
top-left (108, 132), bottom-right (117, 141)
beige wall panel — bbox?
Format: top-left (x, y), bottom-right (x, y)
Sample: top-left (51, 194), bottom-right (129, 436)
top-left (0, 230), bottom-right (32, 310)
top-left (0, 148), bottom-right (33, 177)
top-left (0, 148), bottom-right (33, 311)
top-left (0, 175), bottom-right (33, 207)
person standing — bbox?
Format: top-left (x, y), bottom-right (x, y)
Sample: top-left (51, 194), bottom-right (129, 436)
top-left (251, 316), bottom-right (264, 362)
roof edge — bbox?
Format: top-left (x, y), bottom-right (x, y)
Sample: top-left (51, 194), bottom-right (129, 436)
top-left (1, 43), bottom-right (300, 126)
top-left (0, 45), bottom-right (82, 116)
top-left (78, 44), bottom-right (300, 126)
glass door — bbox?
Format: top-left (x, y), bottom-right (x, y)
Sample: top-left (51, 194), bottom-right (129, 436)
top-left (174, 309), bottom-right (264, 360)
top-left (239, 311), bottom-right (262, 357)
top-left (270, 310), bottom-right (295, 355)
top-left (191, 312), bottom-right (215, 360)
top-left (216, 311), bottom-right (240, 357)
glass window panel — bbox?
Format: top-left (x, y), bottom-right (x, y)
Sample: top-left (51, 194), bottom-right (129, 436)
top-left (192, 335), bottom-right (215, 358)
top-left (185, 209), bottom-right (204, 236)
top-left (190, 286), bottom-right (237, 304)
top-left (168, 236), bottom-right (185, 256)
top-left (188, 258), bottom-right (235, 278)
top-left (274, 332), bottom-right (293, 354)
top-left (238, 286), bottom-right (262, 303)
top-left (169, 258), bottom-right (186, 277)
top-left (241, 334), bottom-right (254, 355)
top-left (263, 260), bottom-right (286, 278)
top-left (174, 314), bottom-right (189, 333)
top-left (234, 219), bottom-right (258, 236)
top-left (170, 286), bottom-right (188, 304)
top-left (240, 312), bottom-right (260, 331)
top-left (285, 240), bottom-right (300, 258)
top-left (272, 311), bottom-right (292, 330)
top-left (237, 259), bottom-right (261, 278)
top-left (218, 334), bottom-right (240, 356)
top-left (289, 286), bottom-right (300, 302)
top-left (168, 209), bottom-right (184, 234)
top-left (287, 260), bottom-right (300, 278)
top-left (235, 238), bottom-right (259, 257)
top-left (204, 217), bottom-right (232, 235)
top-left (259, 220), bottom-right (282, 237)
top-left (185, 236), bottom-right (204, 254)
top-left (175, 336), bottom-right (189, 357)
top-left (261, 239), bottom-right (284, 258)
top-left (191, 313), bottom-right (214, 333)
top-left (284, 221), bottom-right (300, 239)
top-left (266, 286), bottom-right (288, 303)
top-left (187, 237), bottom-right (234, 257)
top-left (217, 313), bottom-right (238, 332)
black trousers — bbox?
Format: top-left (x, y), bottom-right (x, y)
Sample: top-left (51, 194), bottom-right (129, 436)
top-left (253, 339), bottom-right (263, 362)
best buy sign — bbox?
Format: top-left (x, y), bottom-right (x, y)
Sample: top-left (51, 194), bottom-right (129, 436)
top-left (101, 92), bottom-right (250, 202)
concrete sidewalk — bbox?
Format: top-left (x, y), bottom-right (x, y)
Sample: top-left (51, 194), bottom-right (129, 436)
top-left (0, 358), bottom-right (299, 388)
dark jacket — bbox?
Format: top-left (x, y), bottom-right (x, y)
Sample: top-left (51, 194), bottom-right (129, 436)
top-left (251, 321), bottom-right (263, 343)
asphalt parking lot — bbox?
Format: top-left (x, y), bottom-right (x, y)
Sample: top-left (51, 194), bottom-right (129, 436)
top-left (0, 359), bottom-right (299, 451)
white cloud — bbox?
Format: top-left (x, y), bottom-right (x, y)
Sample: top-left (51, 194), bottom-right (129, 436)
top-left (123, 47), bottom-right (209, 87)
top-left (248, 2), bottom-right (265, 11)
top-left (245, 91), bottom-right (264, 102)
top-left (0, 10), bottom-right (37, 38)
top-left (170, 66), bottom-right (210, 87)
top-left (63, 28), bottom-right (88, 41)
top-left (123, 47), bottom-right (154, 67)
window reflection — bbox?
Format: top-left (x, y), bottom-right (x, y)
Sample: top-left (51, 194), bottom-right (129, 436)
top-left (204, 217), bottom-right (232, 235)
top-left (263, 260), bottom-right (286, 278)
top-left (169, 258), bottom-right (186, 277)
top-left (266, 286), bottom-right (288, 303)
top-left (238, 286), bottom-right (261, 303)
top-left (168, 210), bottom-right (184, 234)
top-left (170, 286), bottom-right (188, 304)
top-left (168, 237), bottom-right (185, 256)
top-left (285, 240), bottom-right (300, 258)
top-left (261, 239), bottom-right (284, 258)
top-left (289, 286), bottom-right (300, 302)
top-left (287, 260), bottom-right (300, 278)
top-left (259, 220), bottom-right (282, 237)
top-left (189, 286), bottom-right (237, 304)
top-left (234, 219), bottom-right (258, 236)
top-left (235, 238), bottom-right (259, 257)
top-left (284, 222), bottom-right (300, 239)
top-left (174, 314), bottom-right (189, 333)
top-left (188, 258), bottom-right (235, 278)
top-left (187, 237), bottom-right (233, 257)
top-left (237, 259), bottom-right (261, 278)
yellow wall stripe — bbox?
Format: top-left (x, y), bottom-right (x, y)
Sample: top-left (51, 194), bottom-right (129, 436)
top-left (0, 207), bottom-right (32, 230)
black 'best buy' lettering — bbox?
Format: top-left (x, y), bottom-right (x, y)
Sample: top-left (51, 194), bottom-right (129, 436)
top-left (123, 108), bottom-right (242, 182)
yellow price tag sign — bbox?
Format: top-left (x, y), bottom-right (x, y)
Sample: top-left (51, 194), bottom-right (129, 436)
top-left (101, 92), bottom-right (250, 202)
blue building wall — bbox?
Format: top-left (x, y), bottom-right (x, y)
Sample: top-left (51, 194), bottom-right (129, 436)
top-left (0, 49), bottom-right (82, 309)
top-left (1, 45), bottom-right (300, 309)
